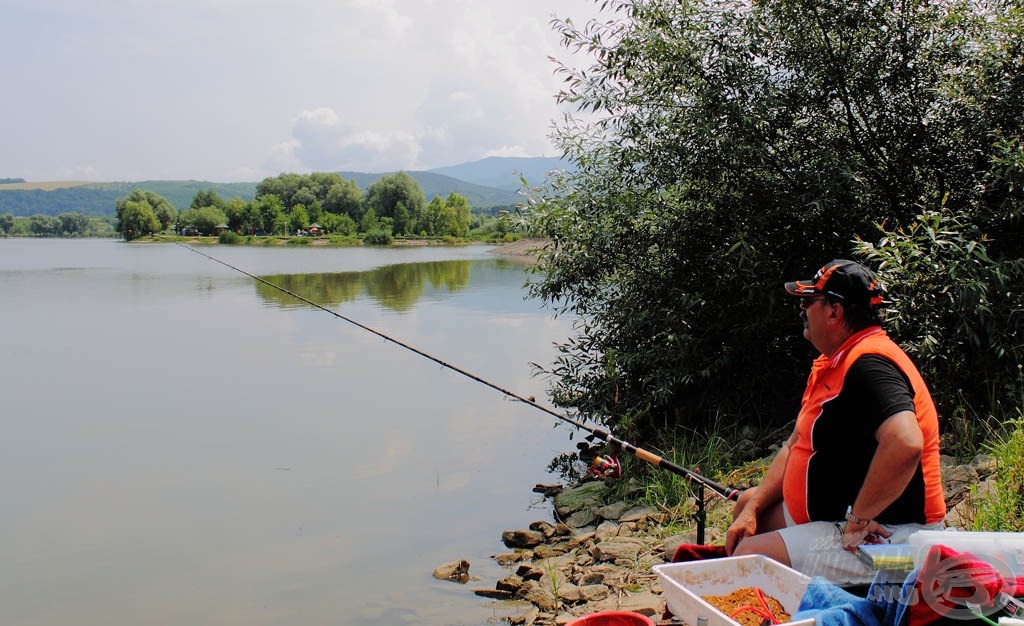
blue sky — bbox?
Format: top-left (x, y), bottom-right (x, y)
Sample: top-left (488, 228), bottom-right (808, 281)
top-left (0, 0), bottom-right (597, 182)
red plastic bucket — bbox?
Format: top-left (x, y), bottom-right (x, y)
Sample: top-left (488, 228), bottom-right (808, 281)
top-left (565, 611), bottom-right (656, 626)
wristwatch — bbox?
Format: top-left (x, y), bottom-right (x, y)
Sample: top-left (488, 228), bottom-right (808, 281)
top-left (845, 505), bottom-right (868, 525)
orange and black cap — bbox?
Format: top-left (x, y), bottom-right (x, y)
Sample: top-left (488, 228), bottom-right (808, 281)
top-left (784, 259), bottom-right (886, 306)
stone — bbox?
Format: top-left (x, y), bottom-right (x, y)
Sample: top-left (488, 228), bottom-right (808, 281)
top-left (553, 481), bottom-right (607, 518)
top-left (534, 483), bottom-right (564, 497)
top-left (579, 584), bottom-right (612, 602)
top-left (509, 606), bottom-right (540, 625)
top-left (530, 520), bottom-right (559, 537)
top-left (943, 464), bottom-right (979, 500)
top-left (520, 581), bottom-right (559, 612)
top-left (534, 544), bottom-right (566, 559)
top-left (595, 520), bottom-right (621, 541)
top-left (971, 454), bottom-right (996, 476)
top-left (597, 501), bottom-right (629, 520)
top-left (556, 582), bottom-right (581, 603)
top-left (503, 529), bottom-right (548, 548)
top-left (553, 523), bottom-right (574, 536)
top-left (589, 591), bottom-right (665, 616)
top-left (473, 587), bottom-right (513, 599)
top-left (620, 505), bottom-right (662, 523)
top-left (591, 537), bottom-right (645, 563)
top-left (565, 508), bottom-right (599, 528)
top-left (494, 550), bottom-right (532, 566)
top-left (497, 576), bottom-right (524, 593)
top-left (432, 559), bottom-right (470, 583)
top-left (517, 563), bottom-right (545, 580)
top-left (663, 533), bottom-right (698, 561)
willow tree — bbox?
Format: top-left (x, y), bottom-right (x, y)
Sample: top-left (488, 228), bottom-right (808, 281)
top-left (527, 0), bottom-right (1024, 442)
top-left (115, 189), bottom-right (174, 240)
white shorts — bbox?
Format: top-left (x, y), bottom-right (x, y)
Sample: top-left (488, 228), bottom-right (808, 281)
top-left (777, 506), bottom-right (944, 585)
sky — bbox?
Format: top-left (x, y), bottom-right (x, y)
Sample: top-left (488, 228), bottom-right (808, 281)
top-left (0, 0), bottom-right (599, 183)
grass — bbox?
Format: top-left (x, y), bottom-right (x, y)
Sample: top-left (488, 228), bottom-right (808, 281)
top-left (964, 416), bottom-right (1024, 531)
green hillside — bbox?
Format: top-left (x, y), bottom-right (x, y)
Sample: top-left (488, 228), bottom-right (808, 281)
top-left (0, 181), bottom-right (257, 217)
top-left (427, 156), bottom-right (573, 190)
top-left (337, 170), bottom-right (518, 210)
top-left (0, 157), bottom-right (541, 217)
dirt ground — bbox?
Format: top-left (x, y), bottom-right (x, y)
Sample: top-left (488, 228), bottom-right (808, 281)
top-left (488, 238), bottom-right (550, 260)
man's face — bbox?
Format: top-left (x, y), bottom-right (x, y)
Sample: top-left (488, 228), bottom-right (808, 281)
top-left (799, 296), bottom-right (831, 352)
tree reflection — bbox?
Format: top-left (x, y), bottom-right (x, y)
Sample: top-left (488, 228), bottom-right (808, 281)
top-left (254, 259), bottom-right (475, 312)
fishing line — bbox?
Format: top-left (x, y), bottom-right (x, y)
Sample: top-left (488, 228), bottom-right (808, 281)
top-left (177, 243), bottom-right (740, 509)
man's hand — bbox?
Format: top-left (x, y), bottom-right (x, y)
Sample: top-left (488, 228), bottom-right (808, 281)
top-left (725, 487), bottom-right (759, 555)
top-left (841, 519), bottom-right (891, 552)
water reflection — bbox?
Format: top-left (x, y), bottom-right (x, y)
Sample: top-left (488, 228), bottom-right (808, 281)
top-left (255, 258), bottom-right (511, 312)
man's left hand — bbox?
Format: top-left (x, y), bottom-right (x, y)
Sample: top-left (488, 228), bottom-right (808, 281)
top-left (841, 519), bottom-right (891, 552)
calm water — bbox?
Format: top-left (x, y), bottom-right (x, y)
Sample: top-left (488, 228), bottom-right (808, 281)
top-left (0, 239), bottom-right (576, 626)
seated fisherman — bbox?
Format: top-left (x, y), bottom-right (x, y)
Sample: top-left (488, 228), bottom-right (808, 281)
top-left (725, 260), bottom-right (946, 584)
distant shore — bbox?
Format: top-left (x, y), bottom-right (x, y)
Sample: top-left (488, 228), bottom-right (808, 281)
top-left (486, 237), bottom-right (550, 261)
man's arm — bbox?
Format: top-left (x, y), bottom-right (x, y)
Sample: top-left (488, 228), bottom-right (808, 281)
top-left (841, 410), bottom-right (923, 550)
top-left (725, 430), bottom-right (796, 554)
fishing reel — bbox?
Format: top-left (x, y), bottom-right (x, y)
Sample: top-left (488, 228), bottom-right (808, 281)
top-left (577, 438), bottom-right (622, 479)
top-left (589, 454), bottom-right (621, 479)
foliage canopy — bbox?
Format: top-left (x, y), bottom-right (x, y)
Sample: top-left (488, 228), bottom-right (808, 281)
top-left (527, 0), bottom-right (1024, 446)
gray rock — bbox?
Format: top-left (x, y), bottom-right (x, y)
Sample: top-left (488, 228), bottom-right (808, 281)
top-left (620, 505), bottom-right (662, 523)
top-left (503, 529), bottom-right (548, 548)
top-left (971, 454), bottom-right (996, 476)
top-left (565, 508), bottom-right (599, 528)
top-left (553, 481), bottom-right (607, 518)
top-left (579, 584), bottom-right (612, 602)
top-left (597, 501), bottom-right (629, 520)
top-left (595, 520), bottom-right (621, 541)
top-left (589, 591), bottom-right (665, 616)
top-left (591, 537), bottom-right (644, 562)
top-left (556, 582), bottom-right (581, 603)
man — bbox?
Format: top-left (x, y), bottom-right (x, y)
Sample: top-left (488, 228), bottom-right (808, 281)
top-left (725, 259), bottom-right (946, 584)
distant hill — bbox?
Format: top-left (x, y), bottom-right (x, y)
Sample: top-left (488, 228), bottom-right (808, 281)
top-left (427, 156), bottom-right (574, 191)
top-left (0, 156), bottom-right (566, 216)
top-left (336, 170), bottom-right (519, 210)
top-left (0, 181), bottom-right (258, 217)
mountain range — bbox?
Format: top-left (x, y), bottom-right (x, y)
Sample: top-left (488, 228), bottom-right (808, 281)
top-left (0, 156), bottom-right (573, 217)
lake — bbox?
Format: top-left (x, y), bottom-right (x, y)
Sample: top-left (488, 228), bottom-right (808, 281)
top-left (0, 238), bottom-right (576, 626)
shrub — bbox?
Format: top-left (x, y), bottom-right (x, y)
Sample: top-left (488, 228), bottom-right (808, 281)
top-left (363, 229), bottom-right (393, 246)
top-left (218, 230), bottom-right (241, 244)
top-left (857, 205), bottom-right (1024, 449)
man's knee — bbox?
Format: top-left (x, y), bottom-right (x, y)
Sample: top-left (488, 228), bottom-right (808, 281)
top-left (732, 531), bottom-right (792, 567)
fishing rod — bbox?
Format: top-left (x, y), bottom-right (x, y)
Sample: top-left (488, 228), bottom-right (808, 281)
top-left (178, 243), bottom-right (741, 538)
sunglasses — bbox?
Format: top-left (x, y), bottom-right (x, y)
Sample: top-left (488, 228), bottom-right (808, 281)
top-left (799, 296), bottom-right (830, 310)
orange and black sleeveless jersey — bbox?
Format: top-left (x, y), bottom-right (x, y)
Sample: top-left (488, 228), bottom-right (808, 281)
top-left (782, 326), bottom-right (946, 526)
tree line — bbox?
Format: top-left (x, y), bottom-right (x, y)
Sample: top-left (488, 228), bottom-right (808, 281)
top-left (527, 0), bottom-right (1024, 457)
top-left (0, 212), bottom-right (115, 237)
top-left (116, 171), bottom-right (474, 243)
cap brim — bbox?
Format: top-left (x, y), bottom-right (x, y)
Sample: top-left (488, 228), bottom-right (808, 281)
top-left (784, 280), bottom-right (819, 296)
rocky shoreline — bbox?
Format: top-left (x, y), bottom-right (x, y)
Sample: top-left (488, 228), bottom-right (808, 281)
top-left (433, 453), bottom-right (995, 626)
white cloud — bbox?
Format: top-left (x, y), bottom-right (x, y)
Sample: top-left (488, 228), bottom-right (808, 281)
top-left (0, 0), bottom-right (599, 181)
